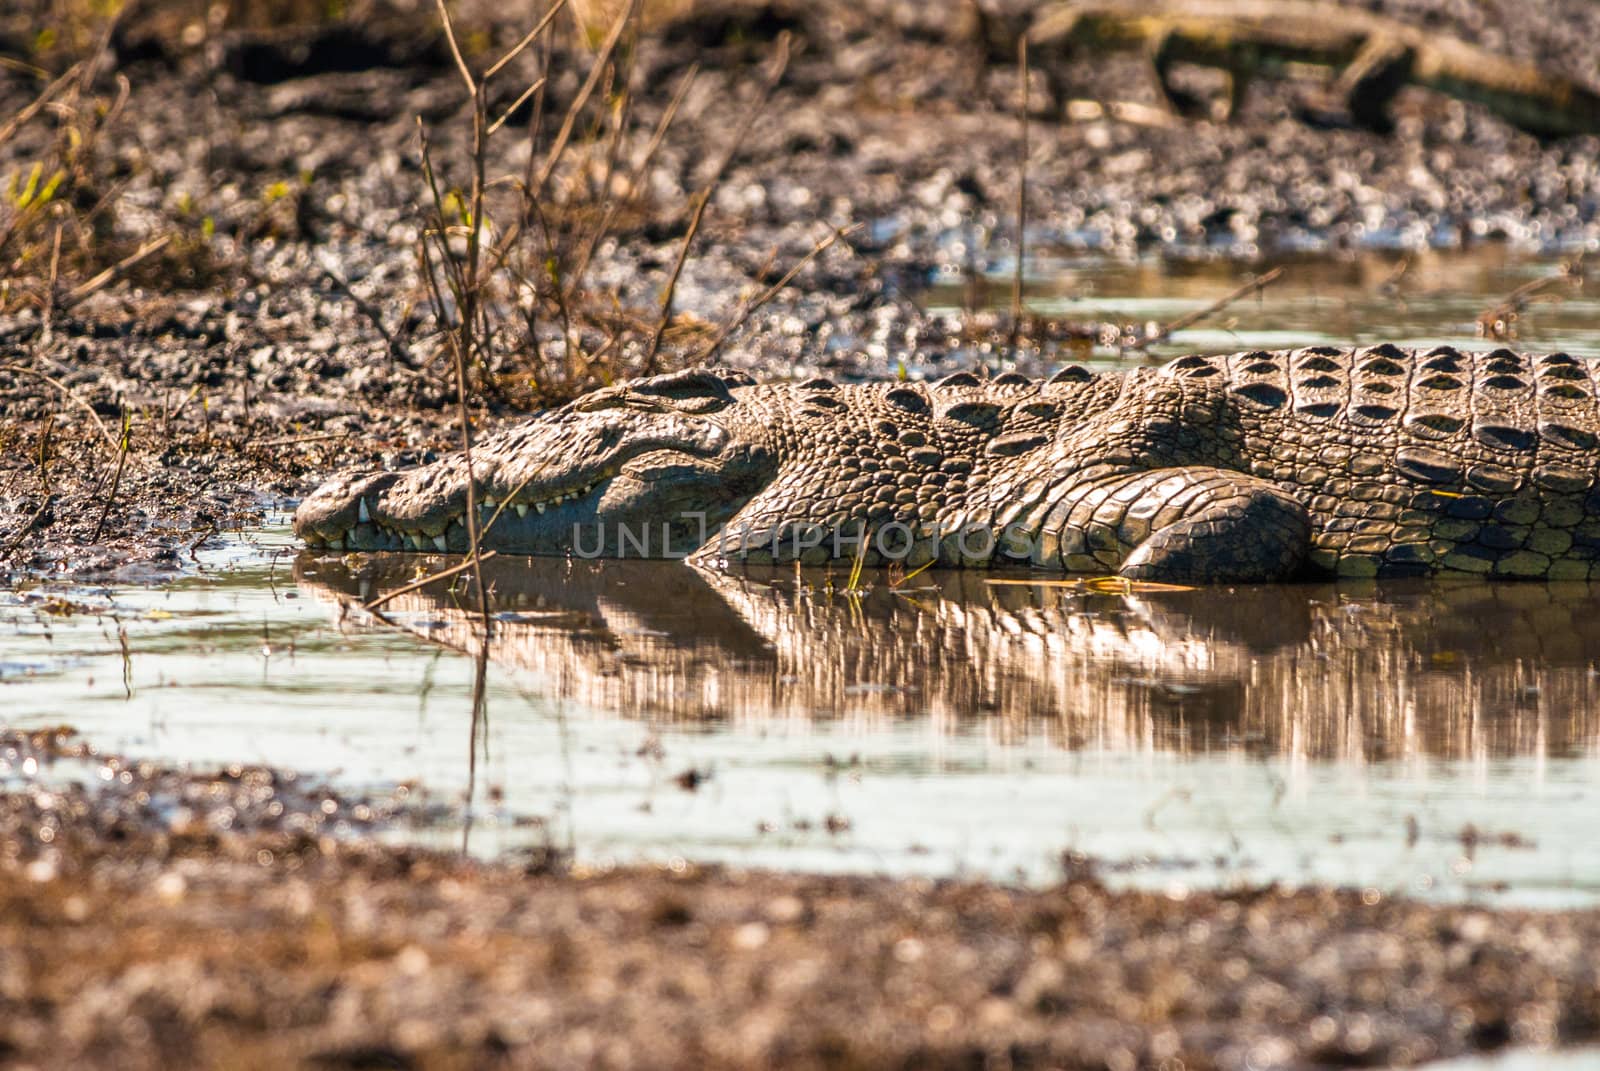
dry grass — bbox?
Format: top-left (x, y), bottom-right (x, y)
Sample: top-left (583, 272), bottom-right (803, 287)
top-left (0, 2), bottom-right (235, 320)
top-left (4, 0), bottom-right (810, 392)
top-left (412, 1), bottom-right (795, 408)
top-left (0, 49), bottom-right (128, 315)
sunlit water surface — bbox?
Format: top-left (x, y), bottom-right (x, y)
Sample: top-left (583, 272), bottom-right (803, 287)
top-left (926, 244), bottom-right (1600, 368)
top-left (5, 523), bottom-right (1600, 911)
top-left (5, 251), bottom-right (1600, 915)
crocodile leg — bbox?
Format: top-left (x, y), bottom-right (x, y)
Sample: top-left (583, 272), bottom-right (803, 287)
top-left (1335, 32), bottom-right (1413, 134)
top-left (1113, 468), bottom-right (1312, 583)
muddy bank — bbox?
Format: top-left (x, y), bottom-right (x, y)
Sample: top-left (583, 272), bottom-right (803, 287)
top-left (5, 0), bottom-right (1600, 576)
top-left (1, 729), bottom-right (1596, 1070)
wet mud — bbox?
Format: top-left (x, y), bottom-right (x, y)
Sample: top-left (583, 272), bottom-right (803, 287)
top-left (5, 729), bottom-right (1600, 1071)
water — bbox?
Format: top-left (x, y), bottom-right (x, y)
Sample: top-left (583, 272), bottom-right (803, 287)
top-left (927, 245), bottom-right (1600, 365)
top-left (4, 522), bottom-right (1599, 908)
top-left (4, 250), bottom-right (1600, 912)
top-left (1431, 1050), bottom-right (1600, 1070)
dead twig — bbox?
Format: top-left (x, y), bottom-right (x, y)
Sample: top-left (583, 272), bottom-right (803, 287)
top-left (1477, 257), bottom-right (1584, 341)
top-left (1, 496), bottom-right (53, 559)
top-left (90, 405), bottom-right (130, 544)
top-left (532, 0), bottom-right (640, 199)
top-left (364, 551), bottom-right (500, 612)
top-left (0, 363), bottom-right (117, 451)
top-left (643, 33), bottom-right (790, 373)
top-left (41, 223), bottom-right (63, 344)
top-left (2, 417), bottom-right (54, 557)
top-left (428, 0), bottom-right (499, 657)
top-left (0, 62), bottom-right (83, 147)
top-left (1009, 35), bottom-right (1029, 356)
top-left (699, 223), bottom-right (862, 362)
top-left (566, 62), bottom-right (698, 298)
top-left (485, 0), bottom-right (569, 81)
top-left (488, 76), bottom-right (548, 136)
top-left (434, 0), bottom-right (478, 95)
top-left (1131, 266), bottom-right (1286, 350)
top-left (60, 234), bottom-right (173, 310)
top-left (319, 265), bottom-right (413, 367)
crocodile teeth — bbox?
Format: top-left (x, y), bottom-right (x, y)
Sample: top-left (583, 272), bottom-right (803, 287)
top-left (432, 534), bottom-right (448, 552)
top-left (492, 479), bottom-right (610, 519)
top-left (410, 533), bottom-right (428, 551)
top-left (358, 498), bottom-right (371, 524)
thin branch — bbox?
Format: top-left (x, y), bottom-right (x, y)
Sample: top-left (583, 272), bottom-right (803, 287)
top-left (1009, 35), bottom-right (1029, 355)
top-left (488, 76), bottom-right (547, 136)
top-left (1132, 266), bottom-right (1286, 350)
top-left (60, 234), bottom-right (172, 310)
top-left (416, 85), bottom-right (494, 646)
top-left (2, 417), bottom-right (53, 558)
top-left (364, 551), bottom-right (500, 612)
top-left (452, 87), bottom-right (495, 650)
top-left (532, 0), bottom-right (641, 198)
top-left (41, 223), bottom-right (62, 344)
top-left (433, 0), bottom-right (478, 95)
top-left (530, 200), bottom-right (579, 378)
top-left (699, 223), bottom-right (862, 362)
top-left (0, 62), bottom-right (83, 147)
top-left (642, 201), bottom-right (708, 374)
top-left (0, 363), bottom-right (117, 451)
top-left (484, 0), bottom-right (569, 81)
top-left (416, 122), bottom-right (473, 317)
top-left (90, 405), bottom-right (130, 544)
top-left (568, 62), bottom-right (698, 289)
top-left (644, 34), bottom-right (790, 373)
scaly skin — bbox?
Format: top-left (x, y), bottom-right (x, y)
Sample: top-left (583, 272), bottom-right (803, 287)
top-left (293, 348), bottom-right (1600, 582)
top-left (1017, 0), bottom-right (1600, 138)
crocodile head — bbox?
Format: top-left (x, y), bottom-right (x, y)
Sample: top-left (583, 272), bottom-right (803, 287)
top-left (293, 368), bottom-right (778, 557)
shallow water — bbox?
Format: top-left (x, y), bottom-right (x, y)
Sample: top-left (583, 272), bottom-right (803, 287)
top-left (1430, 1049), bottom-right (1600, 1070)
top-left (927, 245), bottom-right (1600, 364)
top-left (6, 250), bottom-right (1600, 910)
top-left (4, 521), bottom-right (1599, 908)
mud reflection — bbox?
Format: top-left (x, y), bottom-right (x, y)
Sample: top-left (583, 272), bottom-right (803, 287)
top-left (296, 555), bottom-right (1600, 761)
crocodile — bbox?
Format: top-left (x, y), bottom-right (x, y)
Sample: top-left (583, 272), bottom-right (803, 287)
top-left (990, 0), bottom-right (1600, 138)
top-left (293, 346), bottom-right (1600, 583)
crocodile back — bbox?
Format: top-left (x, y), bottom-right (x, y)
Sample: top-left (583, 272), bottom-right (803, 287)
top-left (1158, 345), bottom-right (1600, 576)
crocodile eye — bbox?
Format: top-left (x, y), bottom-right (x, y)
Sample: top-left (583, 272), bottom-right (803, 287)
top-left (572, 388), bottom-right (631, 413)
top-left (657, 395), bottom-right (730, 415)
top-left (572, 368), bottom-right (744, 415)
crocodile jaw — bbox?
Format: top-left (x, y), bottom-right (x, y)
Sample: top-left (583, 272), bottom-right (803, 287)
top-left (294, 400), bottom-right (776, 557)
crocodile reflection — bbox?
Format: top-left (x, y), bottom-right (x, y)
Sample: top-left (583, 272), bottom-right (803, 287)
top-left (294, 555), bottom-right (1600, 760)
